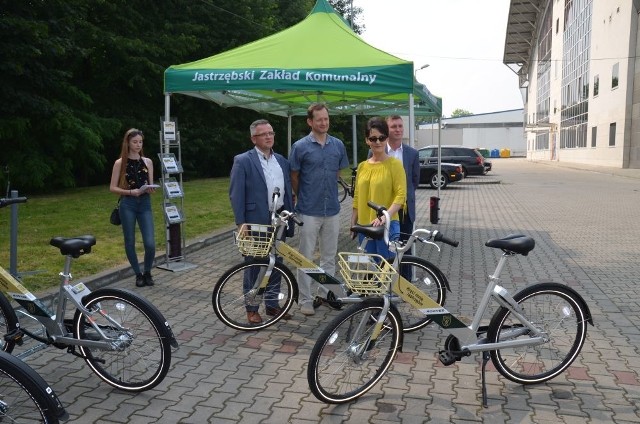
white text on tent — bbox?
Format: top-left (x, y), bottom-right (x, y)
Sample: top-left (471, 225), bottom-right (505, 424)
top-left (305, 72), bottom-right (377, 85)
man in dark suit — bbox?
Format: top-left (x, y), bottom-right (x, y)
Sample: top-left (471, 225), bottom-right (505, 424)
top-left (229, 119), bottom-right (294, 324)
top-left (386, 115), bottom-right (420, 276)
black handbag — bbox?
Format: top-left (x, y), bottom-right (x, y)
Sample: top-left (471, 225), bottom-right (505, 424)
top-left (110, 199), bottom-right (121, 225)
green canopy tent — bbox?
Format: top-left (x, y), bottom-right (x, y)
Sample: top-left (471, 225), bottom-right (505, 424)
top-left (163, 0), bottom-right (442, 150)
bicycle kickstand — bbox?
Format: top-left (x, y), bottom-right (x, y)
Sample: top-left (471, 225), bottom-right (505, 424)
top-left (480, 351), bottom-right (490, 408)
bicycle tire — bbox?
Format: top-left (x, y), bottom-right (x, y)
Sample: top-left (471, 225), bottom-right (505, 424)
top-left (488, 282), bottom-right (589, 384)
top-left (307, 299), bottom-right (401, 404)
top-left (73, 288), bottom-right (173, 392)
top-left (337, 180), bottom-right (348, 203)
top-left (0, 292), bottom-right (19, 353)
top-left (396, 256), bottom-right (449, 333)
top-left (0, 350), bottom-right (66, 423)
top-left (212, 259), bottom-right (296, 331)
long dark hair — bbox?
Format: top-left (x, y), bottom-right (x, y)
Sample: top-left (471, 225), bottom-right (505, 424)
top-left (117, 128), bottom-right (144, 189)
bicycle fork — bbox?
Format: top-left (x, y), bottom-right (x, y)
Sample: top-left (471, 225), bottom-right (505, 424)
top-left (350, 297), bottom-right (392, 363)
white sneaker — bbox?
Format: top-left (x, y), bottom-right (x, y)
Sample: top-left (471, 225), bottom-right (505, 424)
top-left (300, 302), bottom-right (315, 316)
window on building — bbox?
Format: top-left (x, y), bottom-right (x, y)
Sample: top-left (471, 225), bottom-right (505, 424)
top-left (594, 75), bottom-right (599, 96)
top-left (612, 63), bottom-right (619, 88)
top-left (591, 126), bottom-right (597, 147)
top-left (556, 18), bottom-right (559, 33)
top-left (609, 123), bottom-right (616, 146)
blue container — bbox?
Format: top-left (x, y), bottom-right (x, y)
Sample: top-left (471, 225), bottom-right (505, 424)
top-left (490, 149), bottom-right (500, 158)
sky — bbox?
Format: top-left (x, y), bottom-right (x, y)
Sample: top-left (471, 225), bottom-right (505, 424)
top-left (352, 0), bottom-right (525, 118)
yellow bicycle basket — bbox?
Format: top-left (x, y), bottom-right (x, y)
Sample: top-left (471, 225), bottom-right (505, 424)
top-left (235, 224), bottom-right (275, 257)
top-left (338, 252), bottom-right (396, 295)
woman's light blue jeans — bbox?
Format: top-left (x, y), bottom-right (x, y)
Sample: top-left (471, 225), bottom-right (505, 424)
top-left (119, 194), bottom-right (155, 275)
top-left (357, 220), bottom-right (400, 260)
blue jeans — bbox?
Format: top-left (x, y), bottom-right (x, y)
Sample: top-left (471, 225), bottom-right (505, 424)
top-left (357, 220), bottom-right (400, 260)
top-left (119, 194), bottom-right (155, 275)
top-left (243, 256), bottom-right (284, 312)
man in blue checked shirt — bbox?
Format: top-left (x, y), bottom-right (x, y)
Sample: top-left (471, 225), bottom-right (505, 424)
top-left (289, 103), bottom-right (349, 316)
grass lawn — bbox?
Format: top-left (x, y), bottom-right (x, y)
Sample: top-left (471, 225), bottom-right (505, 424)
top-left (0, 178), bottom-right (234, 292)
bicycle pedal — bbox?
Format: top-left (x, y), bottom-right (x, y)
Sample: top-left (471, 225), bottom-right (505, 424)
top-left (4, 329), bottom-right (25, 346)
top-left (324, 291), bottom-right (343, 310)
top-left (438, 350), bottom-right (461, 366)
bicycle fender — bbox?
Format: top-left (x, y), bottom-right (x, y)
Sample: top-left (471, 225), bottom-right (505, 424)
top-left (530, 282), bottom-right (593, 325)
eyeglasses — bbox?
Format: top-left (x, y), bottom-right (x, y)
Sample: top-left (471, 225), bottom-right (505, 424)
top-left (367, 135), bottom-right (388, 143)
top-left (254, 131), bottom-right (276, 138)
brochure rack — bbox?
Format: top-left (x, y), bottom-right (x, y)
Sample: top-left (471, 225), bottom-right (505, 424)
top-left (157, 119), bottom-right (196, 272)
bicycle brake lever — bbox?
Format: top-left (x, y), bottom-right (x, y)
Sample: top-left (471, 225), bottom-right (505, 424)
top-left (420, 239), bottom-right (441, 253)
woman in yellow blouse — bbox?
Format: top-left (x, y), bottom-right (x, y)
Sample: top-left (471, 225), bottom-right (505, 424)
top-left (351, 117), bottom-right (407, 259)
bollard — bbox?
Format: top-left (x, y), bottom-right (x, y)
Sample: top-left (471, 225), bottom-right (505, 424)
top-left (429, 196), bottom-right (440, 225)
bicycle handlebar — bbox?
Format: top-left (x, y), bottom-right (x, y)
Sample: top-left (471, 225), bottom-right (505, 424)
top-left (0, 197), bottom-right (27, 208)
top-left (366, 201), bottom-right (391, 246)
top-left (365, 200), bottom-right (458, 252)
top-left (433, 231), bottom-right (459, 247)
top-left (271, 187), bottom-right (303, 227)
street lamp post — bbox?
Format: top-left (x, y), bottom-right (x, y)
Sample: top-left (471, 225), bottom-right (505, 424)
top-left (413, 64), bottom-right (429, 148)
top-left (415, 64), bottom-right (441, 223)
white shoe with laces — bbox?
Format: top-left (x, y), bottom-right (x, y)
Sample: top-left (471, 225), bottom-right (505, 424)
top-left (300, 302), bottom-right (315, 316)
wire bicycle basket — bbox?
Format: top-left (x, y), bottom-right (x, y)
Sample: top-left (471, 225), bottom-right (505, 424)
top-left (235, 224), bottom-right (275, 257)
top-left (338, 252), bottom-right (396, 295)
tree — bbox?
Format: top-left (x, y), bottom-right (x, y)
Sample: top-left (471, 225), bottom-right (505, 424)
top-left (450, 108), bottom-right (473, 118)
top-left (0, 0), bottom-right (364, 191)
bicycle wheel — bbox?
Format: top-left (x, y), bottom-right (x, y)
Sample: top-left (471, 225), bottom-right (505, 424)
top-left (307, 299), bottom-right (401, 404)
top-left (0, 350), bottom-right (66, 423)
top-left (73, 288), bottom-right (173, 392)
top-left (212, 259), bottom-right (296, 331)
top-left (0, 293), bottom-right (19, 353)
top-left (488, 282), bottom-right (590, 384)
top-left (396, 256), bottom-right (448, 333)
top-left (337, 181), bottom-right (348, 203)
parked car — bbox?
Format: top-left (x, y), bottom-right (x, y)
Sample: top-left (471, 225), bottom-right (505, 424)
top-left (418, 146), bottom-right (486, 177)
top-left (419, 162), bottom-right (464, 189)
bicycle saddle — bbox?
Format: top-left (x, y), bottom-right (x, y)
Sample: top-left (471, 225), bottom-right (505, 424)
top-left (485, 234), bottom-right (535, 256)
top-left (350, 224), bottom-right (385, 240)
top-left (50, 235), bottom-right (96, 257)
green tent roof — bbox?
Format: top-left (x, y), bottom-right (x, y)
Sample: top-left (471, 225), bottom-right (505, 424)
top-left (164, 0), bottom-right (441, 117)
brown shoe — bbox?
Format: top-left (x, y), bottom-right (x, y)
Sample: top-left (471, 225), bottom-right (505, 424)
top-left (247, 311), bottom-right (263, 324)
top-left (266, 306), bottom-right (292, 320)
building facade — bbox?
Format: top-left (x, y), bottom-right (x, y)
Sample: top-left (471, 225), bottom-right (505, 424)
top-left (416, 109), bottom-right (526, 156)
top-left (504, 0), bottom-right (640, 168)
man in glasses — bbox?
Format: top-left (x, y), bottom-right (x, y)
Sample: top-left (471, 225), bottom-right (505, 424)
top-left (289, 103), bottom-right (349, 316)
top-left (229, 119), bottom-right (295, 324)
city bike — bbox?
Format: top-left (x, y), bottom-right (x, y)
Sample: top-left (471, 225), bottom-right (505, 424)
top-left (337, 167), bottom-right (357, 203)
top-left (0, 196), bottom-right (178, 393)
top-left (307, 202), bottom-right (593, 406)
top-left (212, 189), bottom-right (454, 332)
top-left (0, 349), bottom-right (67, 423)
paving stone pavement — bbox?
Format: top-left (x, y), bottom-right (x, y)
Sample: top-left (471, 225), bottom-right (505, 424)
top-left (14, 158), bottom-right (640, 423)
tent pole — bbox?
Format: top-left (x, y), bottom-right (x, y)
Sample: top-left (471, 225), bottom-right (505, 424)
top-left (287, 116), bottom-right (292, 156)
top-left (352, 115), bottom-right (357, 167)
top-left (409, 94), bottom-right (415, 148)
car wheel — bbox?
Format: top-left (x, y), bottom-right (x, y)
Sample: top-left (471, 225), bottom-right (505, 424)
top-left (429, 173), bottom-right (448, 189)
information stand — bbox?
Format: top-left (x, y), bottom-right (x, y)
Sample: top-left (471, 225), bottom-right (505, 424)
top-left (157, 119), bottom-right (197, 272)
